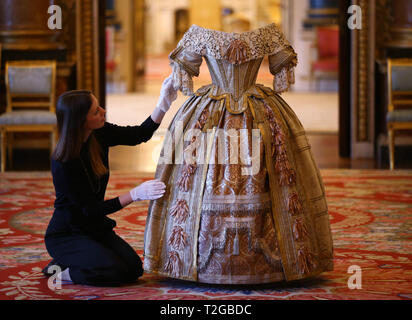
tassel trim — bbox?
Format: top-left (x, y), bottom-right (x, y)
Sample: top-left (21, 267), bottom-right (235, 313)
top-left (170, 199), bottom-right (189, 224)
top-left (176, 108), bottom-right (210, 192)
top-left (263, 102), bottom-right (297, 187)
top-left (164, 251), bottom-right (182, 277)
top-left (166, 109), bottom-right (211, 276)
top-left (263, 102), bottom-right (315, 270)
top-left (279, 168), bottom-right (296, 186)
top-left (168, 226), bottom-right (188, 250)
top-left (198, 108), bottom-right (210, 127)
top-left (297, 247), bottom-right (316, 275)
top-left (276, 144), bottom-right (287, 158)
top-left (177, 165), bottom-right (194, 192)
top-left (273, 130), bottom-right (285, 146)
top-left (293, 217), bottom-right (309, 241)
top-left (275, 153), bottom-right (289, 172)
top-left (288, 192), bottom-right (303, 216)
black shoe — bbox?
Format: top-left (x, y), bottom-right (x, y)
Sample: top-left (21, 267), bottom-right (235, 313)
top-left (42, 259), bottom-right (66, 276)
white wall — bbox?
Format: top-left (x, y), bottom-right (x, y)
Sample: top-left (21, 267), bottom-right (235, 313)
top-left (145, 0), bottom-right (189, 55)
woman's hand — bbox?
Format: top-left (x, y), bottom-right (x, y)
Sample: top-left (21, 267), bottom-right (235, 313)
top-left (156, 75), bottom-right (178, 113)
top-left (151, 75), bottom-right (178, 124)
top-left (129, 179), bottom-right (166, 201)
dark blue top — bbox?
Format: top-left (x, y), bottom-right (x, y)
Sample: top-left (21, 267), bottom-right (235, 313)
top-left (46, 116), bottom-right (160, 238)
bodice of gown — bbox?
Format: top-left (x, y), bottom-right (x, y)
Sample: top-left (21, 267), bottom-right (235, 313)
top-left (204, 56), bottom-right (263, 100)
top-left (168, 23), bottom-right (298, 107)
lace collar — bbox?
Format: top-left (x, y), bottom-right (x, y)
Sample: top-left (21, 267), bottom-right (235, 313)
top-left (177, 23), bottom-right (291, 64)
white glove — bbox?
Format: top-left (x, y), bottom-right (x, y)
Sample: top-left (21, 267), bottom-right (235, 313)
top-left (130, 180), bottom-right (166, 201)
top-left (156, 75), bottom-right (178, 113)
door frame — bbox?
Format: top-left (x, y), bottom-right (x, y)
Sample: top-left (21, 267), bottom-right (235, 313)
top-left (75, 0), bottom-right (106, 107)
top-left (338, 0), bottom-right (351, 157)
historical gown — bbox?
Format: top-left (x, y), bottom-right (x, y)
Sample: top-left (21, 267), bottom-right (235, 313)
top-left (144, 23), bottom-right (334, 284)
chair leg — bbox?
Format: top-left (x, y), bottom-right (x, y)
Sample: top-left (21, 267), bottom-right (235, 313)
top-left (388, 129), bottom-right (395, 170)
top-left (0, 130), bottom-right (5, 172)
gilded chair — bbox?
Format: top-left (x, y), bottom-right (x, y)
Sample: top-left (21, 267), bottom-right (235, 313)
top-left (387, 58), bottom-right (412, 170)
top-left (310, 26), bottom-right (339, 91)
top-left (0, 60), bottom-right (57, 172)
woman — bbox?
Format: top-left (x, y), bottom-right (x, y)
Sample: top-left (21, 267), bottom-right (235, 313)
top-left (43, 76), bottom-right (177, 286)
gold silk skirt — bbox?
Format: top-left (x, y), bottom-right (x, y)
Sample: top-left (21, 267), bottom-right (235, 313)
top-left (144, 84), bottom-right (334, 284)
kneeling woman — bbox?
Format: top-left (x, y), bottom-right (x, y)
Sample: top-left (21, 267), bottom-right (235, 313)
top-left (44, 78), bottom-right (176, 286)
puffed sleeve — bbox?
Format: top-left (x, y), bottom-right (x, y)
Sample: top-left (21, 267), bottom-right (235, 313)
top-left (169, 45), bottom-right (203, 96)
top-left (268, 45), bottom-right (298, 94)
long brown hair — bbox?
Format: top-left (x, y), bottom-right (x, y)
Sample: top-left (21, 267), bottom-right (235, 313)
top-left (52, 90), bottom-right (108, 177)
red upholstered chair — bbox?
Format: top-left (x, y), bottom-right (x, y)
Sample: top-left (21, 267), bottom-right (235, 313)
top-left (310, 26), bottom-right (339, 91)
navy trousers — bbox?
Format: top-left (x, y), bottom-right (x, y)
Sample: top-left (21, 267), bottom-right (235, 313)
top-left (45, 230), bottom-right (143, 287)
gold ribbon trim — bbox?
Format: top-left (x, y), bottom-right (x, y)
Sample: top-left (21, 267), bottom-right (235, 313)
top-left (195, 84), bottom-right (274, 115)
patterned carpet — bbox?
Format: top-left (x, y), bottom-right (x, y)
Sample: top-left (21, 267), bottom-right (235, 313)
top-left (0, 170), bottom-right (411, 300)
